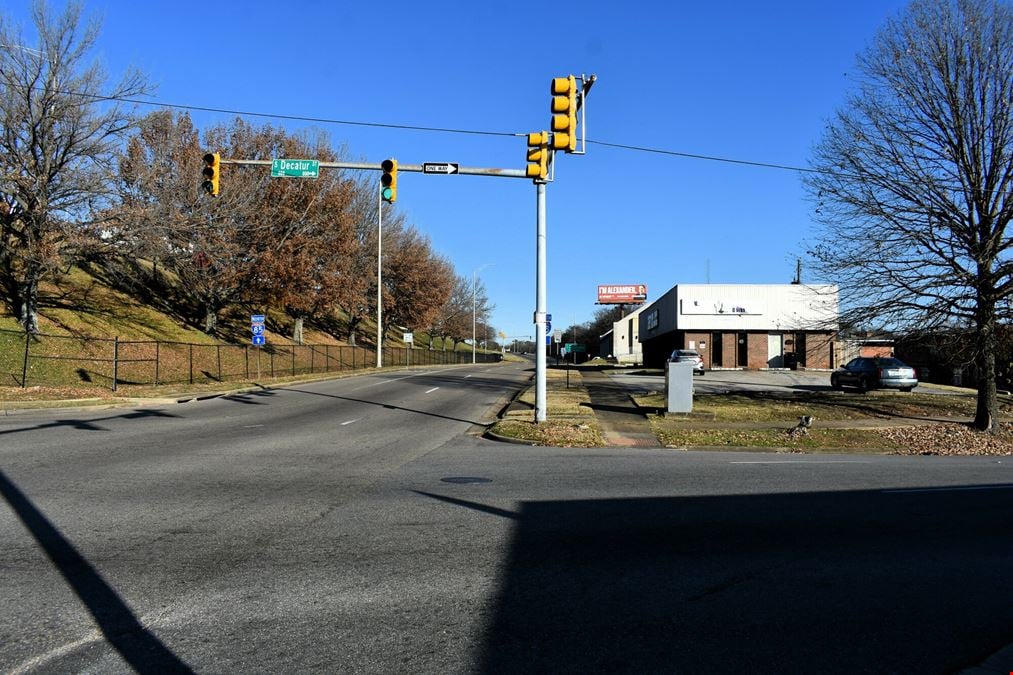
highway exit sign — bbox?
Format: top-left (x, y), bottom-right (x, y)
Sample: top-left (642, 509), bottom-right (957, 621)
top-left (271, 159), bottom-right (320, 178)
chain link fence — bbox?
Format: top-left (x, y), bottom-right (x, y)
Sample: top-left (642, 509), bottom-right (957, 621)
top-left (0, 329), bottom-right (497, 390)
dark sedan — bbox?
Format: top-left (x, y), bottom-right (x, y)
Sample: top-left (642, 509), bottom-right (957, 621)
top-left (831, 356), bottom-right (918, 392)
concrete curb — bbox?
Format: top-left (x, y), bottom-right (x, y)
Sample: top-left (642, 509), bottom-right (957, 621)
top-left (483, 429), bottom-right (540, 446)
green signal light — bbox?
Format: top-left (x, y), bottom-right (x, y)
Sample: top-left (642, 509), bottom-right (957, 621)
top-left (381, 187), bottom-right (394, 201)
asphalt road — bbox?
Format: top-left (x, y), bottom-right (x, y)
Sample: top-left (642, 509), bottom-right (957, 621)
top-left (2, 361), bottom-right (1012, 674)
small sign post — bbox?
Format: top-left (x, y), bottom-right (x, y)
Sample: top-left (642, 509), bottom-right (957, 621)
top-left (251, 314), bottom-right (266, 380)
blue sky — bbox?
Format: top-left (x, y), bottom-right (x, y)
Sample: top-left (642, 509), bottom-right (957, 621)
top-left (3, 0), bottom-right (910, 343)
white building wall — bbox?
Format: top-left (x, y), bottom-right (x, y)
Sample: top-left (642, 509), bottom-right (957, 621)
top-left (609, 305), bottom-right (647, 364)
top-left (675, 284), bottom-right (838, 332)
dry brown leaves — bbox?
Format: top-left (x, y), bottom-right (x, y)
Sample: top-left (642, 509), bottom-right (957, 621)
top-left (881, 422), bottom-right (1013, 456)
top-left (0, 385), bottom-right (116, 401)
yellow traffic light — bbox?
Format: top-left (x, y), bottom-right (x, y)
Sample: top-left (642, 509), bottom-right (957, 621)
top-left (550, 75), bottom-right (577, 152)
top-left (526, 131), bottom-right (549, 179)
top-left (201, 152), bottom-right (220, 196)
top-left (381, 159), bottom-right (397, 203)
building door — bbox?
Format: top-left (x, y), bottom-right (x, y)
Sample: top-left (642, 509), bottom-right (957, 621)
top-left (767, 333), bottom-right (783, 368)
top-left (737, 333), bottom-right (748, 368)
top-left (711, 333), bottom-right (723, 369)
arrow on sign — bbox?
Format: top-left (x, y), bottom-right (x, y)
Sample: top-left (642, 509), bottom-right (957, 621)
top-left (422, 162), bottom-right (459, 175)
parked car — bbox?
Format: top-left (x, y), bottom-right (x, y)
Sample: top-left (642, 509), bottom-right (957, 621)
top-left (830, 356), bottom-right (918, 392)
top-left (668, 349), bottom-right (705, 375)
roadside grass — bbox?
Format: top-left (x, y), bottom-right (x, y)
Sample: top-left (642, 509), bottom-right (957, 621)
top-left (489, 368), bottom-right (605, 447)
top-left (636, 387), bottom-right (1013, 454)
top-left (651, 426), bottom-right (904, 452)
top-left (633, 389), bottom-right (1002, 422)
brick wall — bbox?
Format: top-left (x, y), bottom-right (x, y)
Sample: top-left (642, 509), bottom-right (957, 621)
top-left (805, 333), bottom-right (833, 369)
top-left (685, 332), bottom-right (710, 367)
top-left (721, 333), bottom-right (738, 368)
top-left (747, 333), bottom-right (768, 369)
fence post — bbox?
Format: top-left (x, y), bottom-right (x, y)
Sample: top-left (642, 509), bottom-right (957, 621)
top-left (245, 345), bottom-right (249, 380)
top-left (21, 329), bottom-right (30, 388)
top-left (155, 341), bottom-right (160, 386)
top-left (112, 336), bottom-right (119, 392)
top-left (270, 349), bottom-right (275, 377)
top-left (311, 345), bottom-right (315, 374)
top-left (291, 346), bottom-right (296, 376)
top-left (189, 343), bottom-right (194, 385)
top-left (217, 344), bottom-right (222, 382)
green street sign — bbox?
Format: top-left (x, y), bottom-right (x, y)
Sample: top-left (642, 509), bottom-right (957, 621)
top-left (564, 343), bottom-right (586, 353)
top-left (271, 158), bottom-right (320, 178)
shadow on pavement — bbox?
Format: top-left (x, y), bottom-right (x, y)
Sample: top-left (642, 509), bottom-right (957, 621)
top-left (0, 471), bottom-right (193, 673)
top-left (421, 485), bottom-right (1013, 673)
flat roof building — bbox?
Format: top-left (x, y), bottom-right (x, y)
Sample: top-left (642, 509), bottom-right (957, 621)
top-left (638, 284), bottom-right (839, 369)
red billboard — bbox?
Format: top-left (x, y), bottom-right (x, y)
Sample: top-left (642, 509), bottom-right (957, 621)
top-left (597, 284), bottom-right (648, 304)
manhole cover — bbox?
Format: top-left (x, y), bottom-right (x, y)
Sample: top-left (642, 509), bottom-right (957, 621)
top-left (440, 476), bottom-right (492, 484)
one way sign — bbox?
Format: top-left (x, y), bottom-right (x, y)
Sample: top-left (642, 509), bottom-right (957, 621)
top-left (422, 162), bottom-right (459, 175)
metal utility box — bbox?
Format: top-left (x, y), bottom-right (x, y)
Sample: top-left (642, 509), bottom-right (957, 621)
top-left (665, 361), bottom-right (694, 413)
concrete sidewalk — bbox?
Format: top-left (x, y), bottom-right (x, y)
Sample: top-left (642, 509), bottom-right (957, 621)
top-left (580, 368), bottom-right (661, 447)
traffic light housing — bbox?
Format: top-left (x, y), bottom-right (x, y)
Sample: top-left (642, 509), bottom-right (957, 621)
top-left (380, 159), bottom-right (397, 203)
top-left (526, 131), bottom-right (549, 179)
top-left (550, 75), bottom-right (578, 153)
top-left (202, 152), bottom-right (220, 196)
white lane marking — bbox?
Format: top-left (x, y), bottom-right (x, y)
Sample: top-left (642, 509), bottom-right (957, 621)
top-left (882, 484), bottom-right (1013, 494)
top-left (242, 424), bottom-right (264, 429)
top-left (425, 387), bottom-right (440, 394)
top-left (352, 370), bottom-right (434, 390)
top-left (465, 374), bottom-right (473, 378)
top-left (340, 419), bottom-right (360, 426)
top-left (9, 631), bottom-right (103, 674)
top-left (729, 460), bottom-right (872, 464)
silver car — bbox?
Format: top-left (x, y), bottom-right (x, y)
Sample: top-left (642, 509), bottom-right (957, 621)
top-left (669, 349), bottom-right (705, 375)
top-left (831, 356), bottom-right (918, 392)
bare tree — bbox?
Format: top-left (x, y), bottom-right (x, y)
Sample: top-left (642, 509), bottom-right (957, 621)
top-left (0, 1), bottom-right (148, 332)
top-left (430, 274), bottom-right (475, 351)
top-left (117, 113), bottom-right (275, 334)
top-left (380, 226), bottom-right (453, 342)
top-left (805, 0), bottom-right (1013, 431)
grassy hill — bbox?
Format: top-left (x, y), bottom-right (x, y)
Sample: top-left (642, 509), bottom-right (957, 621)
top-left (0, 266), bottom-right (480, 398)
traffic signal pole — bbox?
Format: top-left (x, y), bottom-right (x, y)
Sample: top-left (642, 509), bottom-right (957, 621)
top-left (535, 179), bottom-right (548, 422)
top-left (213, 71), bottom-right (594, 425)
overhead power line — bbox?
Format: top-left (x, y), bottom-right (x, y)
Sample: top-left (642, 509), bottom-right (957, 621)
top-left (32, 87), bottom-right (522, 138)
top-left (0, 83), bottom-right (888, 181)
top-left (585, 139), bottom-right (825, 175)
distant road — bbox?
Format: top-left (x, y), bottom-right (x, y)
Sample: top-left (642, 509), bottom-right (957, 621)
top-left (2, 361), bottom-right (1012, 673)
